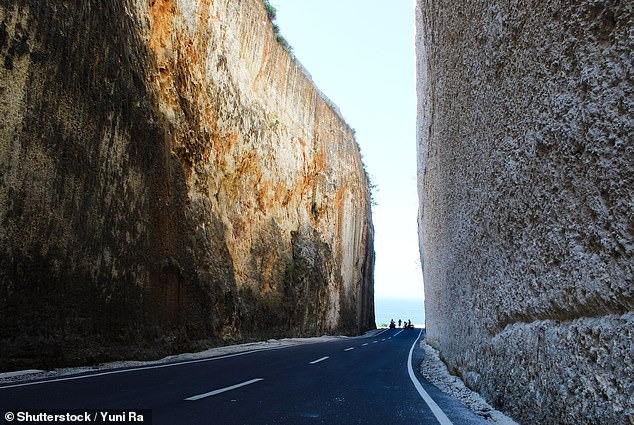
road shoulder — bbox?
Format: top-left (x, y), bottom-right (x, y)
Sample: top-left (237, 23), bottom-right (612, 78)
top-left (419, 340), bottom-right (519, 425)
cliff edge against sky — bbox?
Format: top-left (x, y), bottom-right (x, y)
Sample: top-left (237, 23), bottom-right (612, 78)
top-left (0, 0), bottom-right (374, 369)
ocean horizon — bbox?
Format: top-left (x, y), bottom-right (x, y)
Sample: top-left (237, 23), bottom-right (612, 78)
top-left (374, 297), bottom-right (425, 328)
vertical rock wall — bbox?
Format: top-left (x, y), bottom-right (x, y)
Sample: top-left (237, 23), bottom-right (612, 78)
top-left (0, 0), bottom-right (374, 370)
top-left (416, 0), bottom-right (632, 423)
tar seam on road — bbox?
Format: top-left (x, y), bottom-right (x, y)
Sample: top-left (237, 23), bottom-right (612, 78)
top-left (309, 357), bottom-right (329, 365)
top-left (185, 378), bottom-right (264, 401)
top-left (407, 329), bottom-right (454, 425)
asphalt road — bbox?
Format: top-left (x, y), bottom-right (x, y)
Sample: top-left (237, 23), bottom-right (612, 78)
top-left (0, 328), bottom-right (485, 424)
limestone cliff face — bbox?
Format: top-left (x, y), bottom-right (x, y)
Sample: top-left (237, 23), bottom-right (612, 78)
top-left (0, 0), bottom-right (374, 369)
top-left (416, 0), bottom-right (632, 423)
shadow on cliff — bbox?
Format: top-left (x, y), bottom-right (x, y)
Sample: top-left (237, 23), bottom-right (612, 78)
top-left (0, 0), bottom-right (374, 371)
top-left (0, 0), bottom-right (223, 370)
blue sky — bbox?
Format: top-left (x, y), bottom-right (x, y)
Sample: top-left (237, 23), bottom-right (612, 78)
top-left (271, 1), bottom-right (424, 308)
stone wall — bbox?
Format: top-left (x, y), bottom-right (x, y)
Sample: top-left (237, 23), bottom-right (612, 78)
top-left (0, 0), bottom-right (374, 370)
top-left (416, 0), bottom-right (632, 423)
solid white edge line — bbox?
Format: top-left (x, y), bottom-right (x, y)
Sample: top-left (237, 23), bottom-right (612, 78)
top-left (0, 347), bottom-right (283, 390)
top-left (407, 329), bottom-right (453, 425)
top-left (185, 378), bottom-right (263, 401)
top-left (309, 356), bottom-right (329, 365)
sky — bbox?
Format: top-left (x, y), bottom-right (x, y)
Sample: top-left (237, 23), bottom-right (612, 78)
top-left (270, 1), bottom-right (424, 316)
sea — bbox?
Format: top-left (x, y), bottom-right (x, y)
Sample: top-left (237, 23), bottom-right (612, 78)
top-left (374, 297), bottom-right (425, 328)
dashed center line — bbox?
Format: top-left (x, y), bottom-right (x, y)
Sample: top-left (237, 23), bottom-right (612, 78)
top-left (309, 356), bottom-right (329, 365)
top-left (185, 378), bottom-right (263, 401)
top-left (344, 347), bottom-right (355, 352)
top-left (362, 343), bottom-right (368, 346)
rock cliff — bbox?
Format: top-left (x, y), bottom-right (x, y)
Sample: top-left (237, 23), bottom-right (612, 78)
top-left (416, 0), bottom-right (632, 423)
top-left (0, 0), bottom-right (374, 370)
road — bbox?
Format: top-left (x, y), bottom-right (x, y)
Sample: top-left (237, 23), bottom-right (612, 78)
top-left (0, 328), bottom-right (485, 424)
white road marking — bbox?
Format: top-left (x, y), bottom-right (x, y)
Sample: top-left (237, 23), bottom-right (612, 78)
top-left (0, 347), bottom-right (285, 390)
top-left (407, 329), bottom-right (453, 425)
top-left (372, 341), bottom-right (378, 343)
top-left (362, 343), bottom-right (369, 346)
top-left (381, 339), bottom-right (386, 341)
top-left (309, 356), bottom-right (329, 365)
top-left (185, 378), bottom-right (263, 401)
top-left (344, 347), bottom-right (355, 352)
top-left (394, 329), bottom-right (405, 337)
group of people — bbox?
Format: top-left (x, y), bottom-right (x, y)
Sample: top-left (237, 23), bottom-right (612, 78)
top-left (389, 318), bottom-right (414, 329)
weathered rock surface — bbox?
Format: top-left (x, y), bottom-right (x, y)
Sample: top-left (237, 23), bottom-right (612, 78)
top-left (416, 0), bottom-right (632, 423)
top-left (0, 0), bottom-right (374, 370)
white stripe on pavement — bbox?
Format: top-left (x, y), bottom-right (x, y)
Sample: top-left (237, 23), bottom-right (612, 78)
top-left (344, 347), bottom-right (355, 352)
top-left (407, 329), bottom-right (453, 425)
top-left (309, 356), bottom-right (329, 365)
top-left (185, 378), bottom-right (264, 401)
top-left (0, 348), bottom-right (283, 390)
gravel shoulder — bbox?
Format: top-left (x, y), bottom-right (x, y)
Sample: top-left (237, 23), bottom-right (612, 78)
top-left (419, 340), bottom-right (519, 425)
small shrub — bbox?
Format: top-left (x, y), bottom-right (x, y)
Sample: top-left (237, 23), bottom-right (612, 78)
top-left (263, 1), bottom-right (293, 53)
top-left (277, 34), bottom-right (292, 52)
top-left (263, 1), bottom-right (277, 21)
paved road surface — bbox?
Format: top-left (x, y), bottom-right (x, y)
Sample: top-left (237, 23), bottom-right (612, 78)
top-left (0, 328), bottom-right (485, 424)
